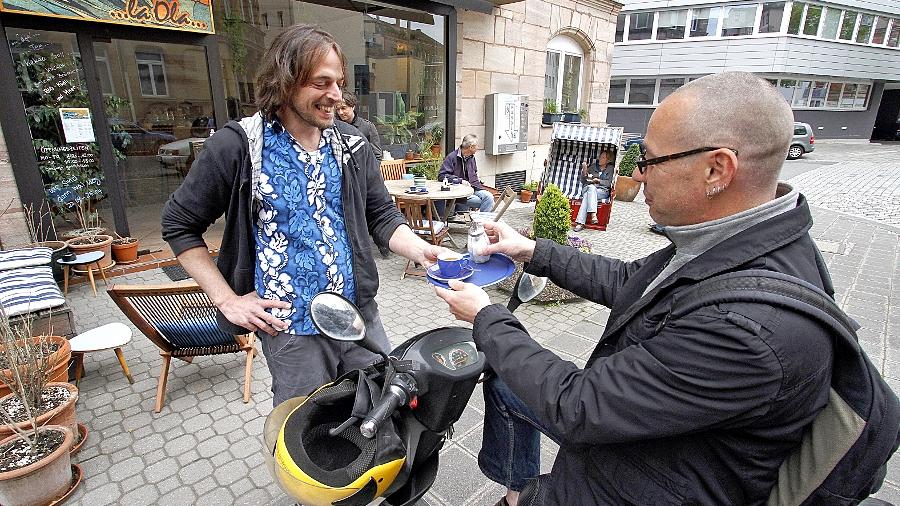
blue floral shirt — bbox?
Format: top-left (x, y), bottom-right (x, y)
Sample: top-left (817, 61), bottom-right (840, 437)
top-left (253, 120), bottom-right (357, 335)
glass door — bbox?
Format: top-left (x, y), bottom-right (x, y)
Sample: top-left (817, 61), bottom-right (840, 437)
top-left (6, 28), bottom-right (111, 242)
top-left (94, 38), bottom-right (215, 253)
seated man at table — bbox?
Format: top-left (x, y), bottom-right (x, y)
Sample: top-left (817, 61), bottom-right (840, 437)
top-left (439, 134), bottom-right (494, 213)
top-left (573, 148), bottom-right (615, 231)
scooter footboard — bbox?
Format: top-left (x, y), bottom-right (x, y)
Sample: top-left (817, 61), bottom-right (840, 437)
top-left (383, 450), bottom-right (439, 506)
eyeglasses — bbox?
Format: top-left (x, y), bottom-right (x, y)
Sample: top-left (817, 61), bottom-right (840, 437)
top-left (636, 145), bottom-right (738, 174)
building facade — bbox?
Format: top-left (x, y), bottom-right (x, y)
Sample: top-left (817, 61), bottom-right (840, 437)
top-left (0, 0), bottom-right (620, 254)
top-left (607, 0), bottom-right (900, 139)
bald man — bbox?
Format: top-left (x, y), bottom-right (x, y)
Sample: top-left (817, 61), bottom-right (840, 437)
top-left (436, 72), bottom-right (835, 505)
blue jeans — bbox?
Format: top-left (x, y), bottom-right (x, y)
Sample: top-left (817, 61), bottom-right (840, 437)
top-left (479, 377), bottom-right (562, 491)
top-left (575, 185), bottom-right (610, 225)
top-left (468, 189), bottom-right (495, 212)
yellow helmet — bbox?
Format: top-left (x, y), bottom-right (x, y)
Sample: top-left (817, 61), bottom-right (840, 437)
top-left (265, 374), bottom-right (406, 506)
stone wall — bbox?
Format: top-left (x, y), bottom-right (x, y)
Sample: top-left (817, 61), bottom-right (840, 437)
top-left (456, 0), bottom-right (622, 185)
top-left (0, 132), bottom-right (31, 250)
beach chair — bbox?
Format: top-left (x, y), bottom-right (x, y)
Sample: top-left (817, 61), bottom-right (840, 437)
top-left (107, 281), bottom-right (256, 412)
top-left (540, 123), bottom-right (623, 231)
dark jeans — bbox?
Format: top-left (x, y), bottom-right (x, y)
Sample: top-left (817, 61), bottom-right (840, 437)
top-left (258, 304), bottom-right (390, 407)
top-left (479, 377), bottom-right (562, 491)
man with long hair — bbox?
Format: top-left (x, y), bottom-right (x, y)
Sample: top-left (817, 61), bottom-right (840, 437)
top-left (162, 25), bottom-right (445, 406)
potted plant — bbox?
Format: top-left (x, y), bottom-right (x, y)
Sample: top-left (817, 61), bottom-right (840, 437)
top-left (614, 143), bottom-right (642, 202)
top-left (64, 200), bottom-right (113, 269)
top-left (520, 181), bottom-right (538, 203)
top-left (542, 100), bottom-right (563, 125)
top-left (111, 233), bottom-right (140, 264)
top-left (0, 310), bottom-right (79, 506)
top-left (562, 110), bottom-right (581, 123)
top-left (429, 125), bottom-right (444, 156)
top-left (500, 184), bottom-right (590, 302)
top-left (375, 107), bottom-right (422, 160)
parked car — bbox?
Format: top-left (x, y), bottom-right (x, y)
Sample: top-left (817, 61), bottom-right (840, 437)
top-left (788, 122), bottom-right (815, 160)
top-left (157, 117), bottom-right (215, 171)
top-left (622, 133), bottom-right (644, 149)
top-left (109, 119), bottom-right (175, 155)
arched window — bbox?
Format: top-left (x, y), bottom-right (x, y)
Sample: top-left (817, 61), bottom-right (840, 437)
top-left (544, 35), bottom-right (584, 113)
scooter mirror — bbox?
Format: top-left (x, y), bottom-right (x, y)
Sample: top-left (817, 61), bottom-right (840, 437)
top-left (309, 292), bottom-right (366, 342)
top-left (517, 273), bottom-right (548, 303)
top-left (507, 272), bottom-right (549, 313)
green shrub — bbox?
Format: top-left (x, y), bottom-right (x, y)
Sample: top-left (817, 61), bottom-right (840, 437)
top-left (543, 99), bottom-right (559, 114)
top-left (618, 143), bottom-right (640, 178)
top-left (533, 184), bottom-right (571, 246)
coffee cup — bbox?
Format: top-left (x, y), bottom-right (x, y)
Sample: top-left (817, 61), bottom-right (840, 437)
top-left (451, 176), bottom-right (462, 184)
top-left (437, 252), bottom-right (471, 278)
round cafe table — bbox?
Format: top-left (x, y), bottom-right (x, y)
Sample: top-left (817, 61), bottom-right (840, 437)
top-left (384, 179), bottom-right (474, 249)
top-left (383, 179), bottom-right (473, 215)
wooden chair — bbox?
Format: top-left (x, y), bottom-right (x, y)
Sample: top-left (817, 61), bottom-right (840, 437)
top-left (107, 281), bottom-right (256, 412)
top-left (491, 185), bottom-right (517, 222)
top-left (395, 197), bottom-right (450, 279)
top-left (380, 159), bottom-right (407, 181)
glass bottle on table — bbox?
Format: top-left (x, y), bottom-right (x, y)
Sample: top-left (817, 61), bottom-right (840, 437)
top-left (467, 220), bottom-right (491, 264)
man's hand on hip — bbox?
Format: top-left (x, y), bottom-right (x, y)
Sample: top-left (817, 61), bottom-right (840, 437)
top-left (217, 292), bottom-right (291, 335)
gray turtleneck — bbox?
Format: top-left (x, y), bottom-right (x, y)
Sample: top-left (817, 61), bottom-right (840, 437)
top-left (642, 183), bottom-right (799, 296)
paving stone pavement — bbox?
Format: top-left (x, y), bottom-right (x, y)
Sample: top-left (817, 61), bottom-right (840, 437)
top-left (58, 141), bottom-right (898, 505)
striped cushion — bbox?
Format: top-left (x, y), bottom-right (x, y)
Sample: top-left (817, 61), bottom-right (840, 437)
top-left (0, 247), bottom-right (52, 271)
top-left (0, 264), bottom-right (65, 317)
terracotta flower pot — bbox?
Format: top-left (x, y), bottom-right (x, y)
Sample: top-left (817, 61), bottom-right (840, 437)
top-left (0, 382), bottom-right (79, 442)
top-left (0, 425), bottom-right (73, 506)
top-left (111, 237), bottom-right (139, 264)
top-left (520, 189), bottom-right (533, 203)
top-left (614, 175), bottom-right (642, 202)
top-left (0, 336), bottom-right (71, 399)
top-left (66, 234), bottom-right (113, 269)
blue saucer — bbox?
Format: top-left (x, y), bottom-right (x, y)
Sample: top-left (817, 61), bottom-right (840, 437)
top-left (426, 253), bottom-right (515, 289)
top-left (426, 264), bottom-right (474, 283)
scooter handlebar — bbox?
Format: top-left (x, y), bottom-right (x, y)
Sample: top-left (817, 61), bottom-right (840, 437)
top-left (360, 373), bottom-right (417, 438)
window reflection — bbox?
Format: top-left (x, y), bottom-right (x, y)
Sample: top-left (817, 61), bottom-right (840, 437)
top-left (214, 1), bottom-right (446, 160)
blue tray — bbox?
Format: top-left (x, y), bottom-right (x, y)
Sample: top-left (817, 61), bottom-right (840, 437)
top-left (426, 253), bottom-right (515, 289)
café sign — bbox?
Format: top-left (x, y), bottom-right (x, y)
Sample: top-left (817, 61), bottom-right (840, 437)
top-left (0, 0), bottom-right (214, 33)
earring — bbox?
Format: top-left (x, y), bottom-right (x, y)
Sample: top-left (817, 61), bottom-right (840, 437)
top-left (706, 186), bottom-right (721, 199)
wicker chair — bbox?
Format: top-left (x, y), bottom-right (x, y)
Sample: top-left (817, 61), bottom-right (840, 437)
top-left (107, 281), bottom-right (256, 412)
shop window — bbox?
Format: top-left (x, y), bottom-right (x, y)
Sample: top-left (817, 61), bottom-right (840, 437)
top-left (787, 2), bottom-right (804, 34)
top-left (656, 10), bottom-right (687, 40)
top-left (545, 36), bottom-right (583, 113)
top-left (820, 7), bottom-right (842, 39)
top-left (856, 14), bottom-right (874, 43)
top-left (872, 17), bottom-right (889, 44)
top-left (792, 80), bottom-right (811, 107)
top-left (608, 80), bottom-right (626, 103)
top-left (629, 12), bottom-right (653, 40)
top-left (758, 2), bottom-right (785, 33)
top-left (854, 84), bottom-right (869, 108)
top-left (690, 7), bottom-right (721, 37)
top-left (628, 79), bottom-right (656, 105)
top-left (615, 14), bottom-right (626, 42)
top-left (657, 78), bottom-right (685, 102)
top-left (777, 79), bottom-right (797, 103)
top-left (802, 5), bottom-right (823, 36)
top-left (839, 83), bottom-right (858, 108)
top-left (839, 11), bottom-right (857, 40)
top-left (135, 50), bottom-right (167, 97)
top-left (722, 4), bottom-right (756, 37)
top-left (808, 82), bottom-right (828, 107)
top-left (889, 20), bottom-right (900, 47)
top-left (825, 83), bottom-right (842, 107)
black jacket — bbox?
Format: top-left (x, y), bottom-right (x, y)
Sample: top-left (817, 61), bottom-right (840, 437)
top-left (161, 116), bottom-right (406, 335)
top-left (348, 115), bottom-right (383, 161)
top-left (474, 195), bottom-right (834, 505)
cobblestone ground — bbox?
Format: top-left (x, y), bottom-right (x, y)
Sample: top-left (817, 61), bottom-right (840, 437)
top-left (59, 141), bottom-right (898, 505)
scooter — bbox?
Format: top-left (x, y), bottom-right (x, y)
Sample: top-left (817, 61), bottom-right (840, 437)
top-left (263, 272), bottom-right (547, 506)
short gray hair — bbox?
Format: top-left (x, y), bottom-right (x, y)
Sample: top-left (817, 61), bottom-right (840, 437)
top-left (461, 134), bottom-right (478, 149)
top-left (665, 72), bottom-right (794, 189)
